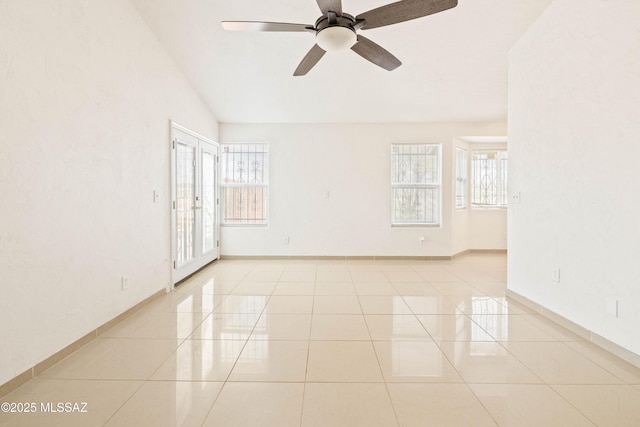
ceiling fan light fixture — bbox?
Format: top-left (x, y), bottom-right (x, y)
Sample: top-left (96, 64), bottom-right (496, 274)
top-left (316, 26), bottom-right (356, 52)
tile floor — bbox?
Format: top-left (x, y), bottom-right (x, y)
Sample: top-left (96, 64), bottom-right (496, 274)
top-left (2, 254), bottom-right (640, 426)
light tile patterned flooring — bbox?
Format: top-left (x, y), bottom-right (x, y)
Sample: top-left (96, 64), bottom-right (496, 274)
top-left (2, 254), bottom-right (640, 426)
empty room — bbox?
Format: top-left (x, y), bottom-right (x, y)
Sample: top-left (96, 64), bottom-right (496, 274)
top-left (1, 0), bottom-right (639, 426)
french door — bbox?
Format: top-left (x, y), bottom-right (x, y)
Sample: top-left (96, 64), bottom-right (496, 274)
top-left (171, 123), bottom-right (219, 285)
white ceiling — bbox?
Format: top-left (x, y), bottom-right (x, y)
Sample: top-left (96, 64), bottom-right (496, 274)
top-left (131, 0), bottom-right (553, 124)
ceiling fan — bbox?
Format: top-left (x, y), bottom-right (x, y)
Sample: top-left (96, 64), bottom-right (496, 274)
top-left (222, 0), bottom-right (458, 76)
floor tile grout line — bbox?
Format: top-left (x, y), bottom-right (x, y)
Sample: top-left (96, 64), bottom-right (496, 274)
top-left (369, 339), bottom-right (402, 427)
top-left (199, 381), bottom-right (227, 426)
top-left (494, 340), bottom-right (564, 386)
top-left (298, 264), bottom-right (320, 426)
top-left (554, 340), bottom-right (633, 385)
top-left (562, 341), bottom-right (640, 385)
top-left (356, 279), bottom-right (402, 427)
top-left (397, 292), bottom-right (455, 330)
top-left (100, 305), bottom-right (205, 426)
top-left (545, 383), bottom-right (600, 426)
top-left (462, 382), bottom-right (501, 427)
top-left (201, 292), bottom-right (274, 425)
top-left (503, 339), bottom-right (631, 385)
top-left (100, 380), bottom-right (149, 426)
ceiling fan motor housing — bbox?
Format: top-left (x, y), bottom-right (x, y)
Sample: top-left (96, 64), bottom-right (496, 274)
top-left (314, 14), bottom-right (357, 51)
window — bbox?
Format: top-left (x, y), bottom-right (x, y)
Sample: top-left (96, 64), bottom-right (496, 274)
top-left (455, 147), bottom-right (467, 209)
top-left (471, 150), bottom-right (507, 208)
top-left (391, 144), bottom-right (441, 226)
top-left (221, 143), bottom-right (269, 225)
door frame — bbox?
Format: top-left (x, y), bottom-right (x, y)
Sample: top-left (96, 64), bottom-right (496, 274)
top-left (170, 121), bottom-right (220, 287)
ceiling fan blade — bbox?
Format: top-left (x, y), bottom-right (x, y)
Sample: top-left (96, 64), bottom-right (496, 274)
top-left (294, 44), bottom-right (326, 76)
top-left (316, 0), bottom-right (342, 16)
top-left (356, 0), bottom-right (457, 30)
top-left (350, 35), bottom-right (402, 71)
top-left (221, 21), bottom-right (314, 32)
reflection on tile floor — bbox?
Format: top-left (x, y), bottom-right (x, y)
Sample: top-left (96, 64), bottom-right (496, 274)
top-left (3, 254), bottom-right (640, 426)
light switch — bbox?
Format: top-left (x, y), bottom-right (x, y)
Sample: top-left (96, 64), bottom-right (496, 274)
top-left (605, 297), bottom-right (619, 317)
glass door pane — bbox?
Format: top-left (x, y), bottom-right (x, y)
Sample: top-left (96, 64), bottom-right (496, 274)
top-left (176, 142), bottom-right (196, 267)
top-left (202, 149), bottom-right (216, 254)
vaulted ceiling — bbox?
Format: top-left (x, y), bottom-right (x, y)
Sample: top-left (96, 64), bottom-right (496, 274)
top-left (131, 0), bottom-right (553, 123)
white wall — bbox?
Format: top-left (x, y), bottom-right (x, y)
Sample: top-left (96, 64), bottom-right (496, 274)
top-left (220, 122), bottom-right (506, 257)
top-left (0, 0), bottom-right (218, 385)
top-left (509, 0), bottom-right (640, 355)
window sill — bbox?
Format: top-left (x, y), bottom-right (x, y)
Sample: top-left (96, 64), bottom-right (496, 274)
top-left (470, 206), bottom-right (507, 211)
top-left (391, 224), bottom-right (441, 228)
top-left (222, 223), bottom-right (269, 227)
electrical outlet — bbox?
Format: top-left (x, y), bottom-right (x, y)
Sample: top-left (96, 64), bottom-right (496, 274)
top-left (283, 236), bottom-right (290, 245)
top-left (511, 192), bottom-right (521, 204)
top-left (153, 190), bottom-right (159, 203)
top-left (121, 276), bottom-right (129, 290)
top-left (551, 268), bottom-right (560, 283)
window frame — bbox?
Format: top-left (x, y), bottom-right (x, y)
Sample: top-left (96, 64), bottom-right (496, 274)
top-left (455, 147), bottom-right (468, 210)
top-left (390, 143), bottom-right (442, 227)
top-left (470, 149), bottom-right (508, 210)
top-left (220, 142), bottom-right (270, 226)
